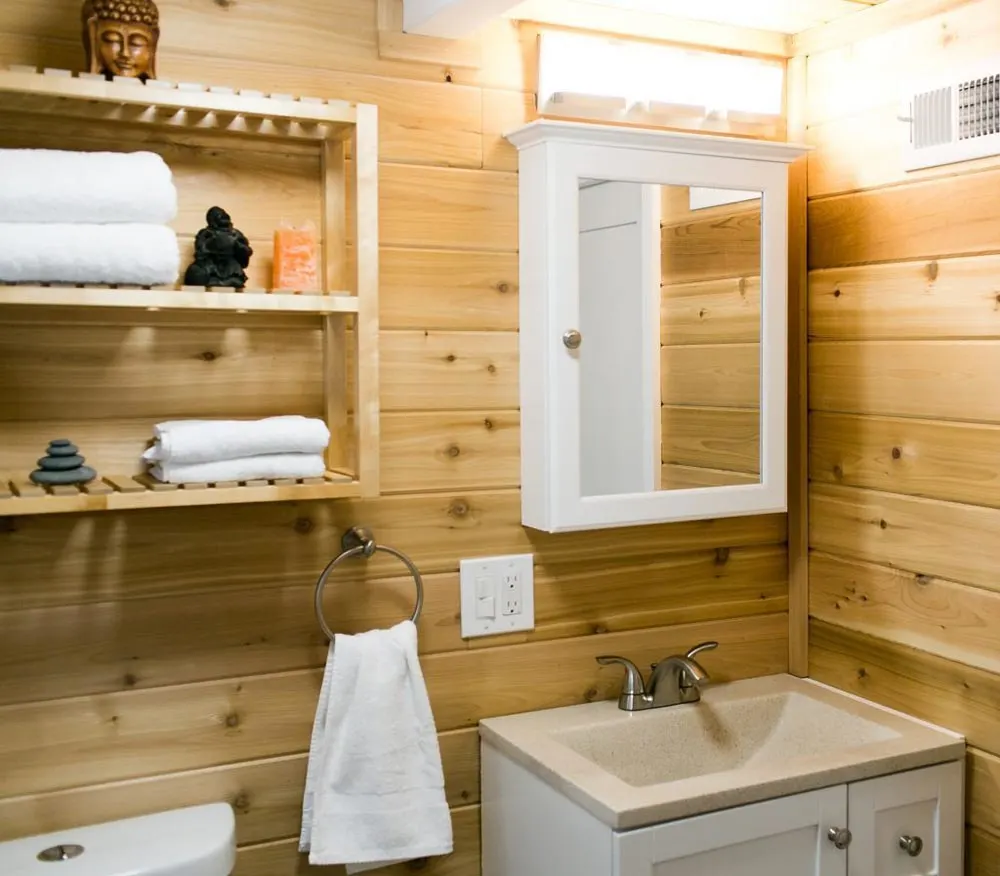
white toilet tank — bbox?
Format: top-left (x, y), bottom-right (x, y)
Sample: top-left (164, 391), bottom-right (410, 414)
top-left (0, 804), bottom-right (236, 876)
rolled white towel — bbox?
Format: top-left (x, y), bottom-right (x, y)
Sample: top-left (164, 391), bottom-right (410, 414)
top-left (143, 416), bottom-right (331, 465)
top-left (0, 149), bottom-right (177, 225)
top-left (150, 453), bottom-right (327, 485)
top-left (0, 223), bottom-right (179, 285)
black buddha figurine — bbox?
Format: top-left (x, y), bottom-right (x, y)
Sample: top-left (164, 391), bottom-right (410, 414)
top-left (184, 206), bottom-right (254, 288)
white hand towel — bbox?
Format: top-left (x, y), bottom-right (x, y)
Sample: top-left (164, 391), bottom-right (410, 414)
top-left (0, 223), bottom-right (179, 285)
top-left (0, 149), bottom-right (177, 225)
top-left (300, 621), bottom-right (453, 871)
top-left (150, 453), bottom-right (326, 485)
top-left (142, 416), bottom-right (331, 464)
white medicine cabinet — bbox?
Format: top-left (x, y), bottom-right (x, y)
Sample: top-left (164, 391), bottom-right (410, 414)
top-left (506, 121), bottom-right (808, 532)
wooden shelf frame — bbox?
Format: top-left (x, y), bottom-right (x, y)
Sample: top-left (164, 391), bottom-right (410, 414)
top-left (0, 472), bottom-right (360, 517)
top-left (0, 69), bottom-right (381, 514)
top-left (0, 285), bottom-right (360, 314)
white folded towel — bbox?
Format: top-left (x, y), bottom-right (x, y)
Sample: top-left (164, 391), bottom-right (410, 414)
top-left (300, 621), bottom-right (453, 871)
top-left (0, 223), bottom-right (179, 285)
top-left (150, 453), bottom-right (326, 485)
top-left (0, 149), bottom-right (177, 225)
top-left (143, 416), bottom-right (331, 465)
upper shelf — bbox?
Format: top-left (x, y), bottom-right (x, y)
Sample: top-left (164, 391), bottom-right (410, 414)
top-left (0, 67), bottom-right (358, 141)
top-left (0, 284), bottom-right (359, 315)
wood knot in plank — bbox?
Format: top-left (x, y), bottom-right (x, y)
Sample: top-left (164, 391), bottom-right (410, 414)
top-left (199, 351), bottom-right (217, 362)
top-left (857, 667), bottom-right (867, 680)
top-left (879, 518), bottom-right (888, 530)
top-left (294, 517), bottom-right (313, 534)
top-left (445, 353), bottom-right (456, 362)
top-left (916, 573), bottom-right (934, 586)
top-left (231, 792), bottom-right (251, 813)
top-left (123, 672), bottom-right (138, 688)
top-left (832, 464), bottom-right (843, 480)
top-left (448, 499), bottom-right (470, 519)
top-left (738, 277), bottom-right (747, 295)
top-left (496, 282), bottom-right (510, 294)
top-left (891, 446), bottom-right (902, 460)
top-left (225, 711), bottom-right (241, 728)
top-left (446, 443), bottom-right (461, 458)
top-left (832, 288), bottom-right (841, 298)
top-left (926, 261), bottom-right (939, 282)
top-left (483, 417), bottom-right (494, 430)
top-left (714, 547), bottom-right (730, 566)
top-left (487, 363), bottom-right (497, 374)
top-left (584, 687), bottom-right (599, 702)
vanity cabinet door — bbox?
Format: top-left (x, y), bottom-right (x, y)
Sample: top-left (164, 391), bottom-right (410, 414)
top-left (847, 762), bottom-right (963, 876)
top-left (614, 786), bottom-right (848, 876)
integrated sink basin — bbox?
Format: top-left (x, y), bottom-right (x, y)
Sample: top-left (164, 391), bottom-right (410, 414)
top-left (479, 674), bottom-right (964, 829)
top-left (553, 690), bottom-right (898, 787)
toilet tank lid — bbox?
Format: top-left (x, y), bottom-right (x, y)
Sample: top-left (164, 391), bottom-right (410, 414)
top-left (0, 804), bottom-right (236, 876)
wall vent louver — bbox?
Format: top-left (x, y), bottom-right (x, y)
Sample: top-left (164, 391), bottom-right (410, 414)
top-left (904, 63), bottom-right (1000, 171)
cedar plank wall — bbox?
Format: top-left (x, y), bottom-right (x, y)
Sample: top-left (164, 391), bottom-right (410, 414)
top-left (0, 3), bottom-right (789, 875)
top-left (802, 1), bottom-right (1000, 871)
top-left (660, 188), bottom-right (762, 488)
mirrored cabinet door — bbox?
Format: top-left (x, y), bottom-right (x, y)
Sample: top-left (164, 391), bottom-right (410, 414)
top-left (509, 121), bottom-right (808, 532)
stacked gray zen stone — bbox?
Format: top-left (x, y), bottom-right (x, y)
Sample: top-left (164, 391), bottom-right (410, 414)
top-left (30, 439), bottom-right (97, 485)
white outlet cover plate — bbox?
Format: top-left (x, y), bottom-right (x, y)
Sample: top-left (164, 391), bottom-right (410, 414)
top-left (460, 553), bottom-right (534, 638)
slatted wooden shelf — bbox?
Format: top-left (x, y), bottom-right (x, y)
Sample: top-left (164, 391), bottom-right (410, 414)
top-left (0, 471), bottom-right (359, 516)
top-left (0, 67), bottom-right (356, 140)
top-left (0, 284), bottom-right (360, 314)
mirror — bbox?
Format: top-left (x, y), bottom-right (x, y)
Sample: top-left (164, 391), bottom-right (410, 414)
top-left (577, 180), bottom-right (762, 497)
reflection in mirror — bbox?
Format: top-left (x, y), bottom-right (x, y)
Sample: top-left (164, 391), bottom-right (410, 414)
top-left (577, 181), bottom-right (762, 497)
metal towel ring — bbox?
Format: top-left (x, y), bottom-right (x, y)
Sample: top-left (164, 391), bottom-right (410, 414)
top-left (314, 526), bottom-right (424, 643)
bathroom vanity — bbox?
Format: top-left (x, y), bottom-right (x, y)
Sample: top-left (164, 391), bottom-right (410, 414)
top-left (480, 676), bottom-right (964, 876)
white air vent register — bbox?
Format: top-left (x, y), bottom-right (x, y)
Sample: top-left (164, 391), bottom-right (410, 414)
top-left (903, 60), bottom-right (1000, 171)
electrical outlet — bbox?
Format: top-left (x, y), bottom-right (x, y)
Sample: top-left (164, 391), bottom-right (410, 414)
top-left (460, 553), bottom-right (534, 637)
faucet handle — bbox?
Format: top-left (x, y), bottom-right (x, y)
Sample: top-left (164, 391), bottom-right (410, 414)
top-left (596, 656), bottom-right (647, 696)
top-left (685, 641), bottom-right (718, 661)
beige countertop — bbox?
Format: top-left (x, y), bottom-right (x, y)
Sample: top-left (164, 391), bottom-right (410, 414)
top-left (479, 674), bottom-right (965, 830)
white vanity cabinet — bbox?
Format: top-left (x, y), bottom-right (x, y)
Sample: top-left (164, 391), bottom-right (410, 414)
top-left (505, 121), bottom-right (809, 532)
top-left (482, 747), bottom-right (963, 876)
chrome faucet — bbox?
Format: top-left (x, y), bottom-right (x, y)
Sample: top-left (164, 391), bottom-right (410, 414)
top-left (596, 642), bottom-right (718, 711)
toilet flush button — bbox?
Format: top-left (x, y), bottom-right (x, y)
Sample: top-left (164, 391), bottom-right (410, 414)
top-left (37, 844), bottom-right (84, 862)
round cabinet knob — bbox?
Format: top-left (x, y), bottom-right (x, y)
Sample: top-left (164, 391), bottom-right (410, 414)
top-left (827, 827), bottom-right (852, 850)
top-left (562, 329), bottom-right (582, 350)
top-left (899, 835), bottom-right (924, 857)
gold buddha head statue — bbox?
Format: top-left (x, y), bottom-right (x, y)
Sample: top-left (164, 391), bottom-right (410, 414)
top-left (81, 0), bottom-right (160, 81)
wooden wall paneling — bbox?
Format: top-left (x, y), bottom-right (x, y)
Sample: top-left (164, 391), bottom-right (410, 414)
top-left (0, 614), bottom-right (787, 799)
top-left (0, 322), bottom-right (324, 423)
top-left (804, 0), bottom-right (1000, 129)
top-left (661, 276), bottom-right (761, 345)
top-left (0, 546), bottom-right (786, 706)
top-left (379, 164), bottom-right (518, 251)
top-left (481, 88), bottom-right (534, 172)
top-left (810, 483), bottom-right (1000, 596)
top-left (810, 411), bottom-right (1000, 509)
top-left (234, 804), bottom-right (481, 876)
top-left (375, 0), bottom-right (482, 71)
top-left (379, 410), bottom-right (520, 493)
top-left (660, 343), bottom-right (760, 408)
top-left (661, 406), bottom-right (760, 473)
top-left (660, 209), bottom-right (761, 285)
top-left (810, 551), bottom-right (1000, 676)
top-left (0, 493), bottom-right (785, 612)
top-left (379, 249), bottom-right (519, 331)
top-left (968, 826), bottom-right (1000, 876)
top-left (660, 464), bottom-right (759, 488)
top-left (810, 340), bottom-right (1000, 423)
top-left (0, 728), bottom-right (479, 845)
top-left (808, 256), bottom-right (1000, 341)
top-left (808, 167), bottom-right (1000, 269)
top-left (380, 331), bottom-right (519, 410)
top-left (786, 54), bottom-right (810, 677)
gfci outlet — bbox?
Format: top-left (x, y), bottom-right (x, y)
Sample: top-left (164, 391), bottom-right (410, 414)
top-left (460, 553), bottom-right (534, 638)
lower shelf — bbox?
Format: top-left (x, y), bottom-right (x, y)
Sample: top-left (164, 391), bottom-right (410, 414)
top-left (0, 471), bottom-right (360, 516)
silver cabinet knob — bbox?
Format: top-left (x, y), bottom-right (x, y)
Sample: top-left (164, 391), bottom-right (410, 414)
top-left (562, 329), bottom-right (582, 350)
top-left (827, 827), bottom-right (852, 850)
top-left (899, 834), bottom-right (923, 857)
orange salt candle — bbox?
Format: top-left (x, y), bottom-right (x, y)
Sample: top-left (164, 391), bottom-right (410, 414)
top-left (272, 224), bottom-right (319, 291)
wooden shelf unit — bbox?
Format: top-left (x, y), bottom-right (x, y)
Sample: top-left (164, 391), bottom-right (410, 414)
top-left (0, 69), bottom-right (380, 515)
top-left (0, 285), bottom-right (360, 314)
top-left (0, 472), bottom-right (359, 517)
